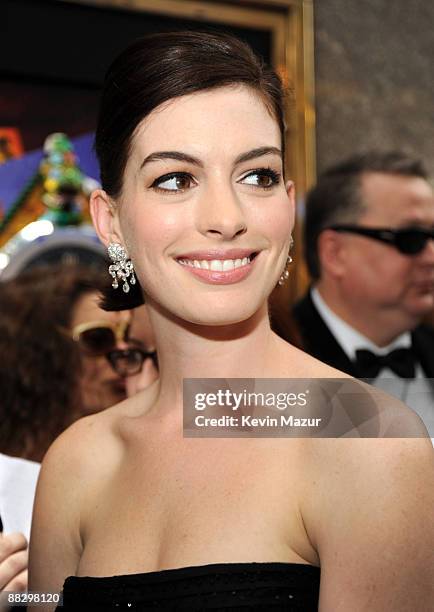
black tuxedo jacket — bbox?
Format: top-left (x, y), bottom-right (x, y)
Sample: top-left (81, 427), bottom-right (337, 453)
top-left (292, 290), bottom-right (434, 378)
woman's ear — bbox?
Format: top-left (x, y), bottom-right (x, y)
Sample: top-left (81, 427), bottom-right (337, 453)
top-left (90, 189), bottom-right (123, 247)
top-left (285, 179), bottom-right (295, 200)
top-left (285, 180), bottom-right (296, 225)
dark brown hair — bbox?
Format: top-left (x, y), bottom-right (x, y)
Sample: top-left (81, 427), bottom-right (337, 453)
top-left (0, 264), bottom-right (108, 462)
top-left (304, 151), bottom-right (430, 280)
top-left (95, 30), bottom-right (286, 310)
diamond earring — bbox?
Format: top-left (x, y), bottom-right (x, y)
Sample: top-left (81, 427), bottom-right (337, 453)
top-left (278, 236), bottom-right (294, 286)
top-left (107, 242), bottom-right (136, 293)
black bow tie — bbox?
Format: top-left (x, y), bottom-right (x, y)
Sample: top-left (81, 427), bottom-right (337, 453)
top-left (354, 347), bottom-right (416, 379)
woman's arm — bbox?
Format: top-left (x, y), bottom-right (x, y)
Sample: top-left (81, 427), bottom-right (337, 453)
top-left (304, 437), bottom-right (434, 611)
top-left (28, 424), bottom-right (88, 612)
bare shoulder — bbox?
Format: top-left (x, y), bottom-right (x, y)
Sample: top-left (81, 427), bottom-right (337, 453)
top-left (29, 385), bottom-right (159, 607)
top-left (293, 367), bottom-right (434, 548)
top-left (43, 378), bottom-right (159, 477)
top-left (31, 400), bottom-right (128, 546)
top-left (300, 436), bottom-right (434, 610)
top-left (306, 435), bottom-right (433, 497)
top-left (41, 402), bottom-right (123, 479)
top-left (269, 336), bottom-right (434, 607)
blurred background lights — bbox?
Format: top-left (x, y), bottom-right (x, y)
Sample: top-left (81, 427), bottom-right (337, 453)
top-left (20, 220), bottom-right (54, 242)
top-left (0, 253), bottom-right (10, 270)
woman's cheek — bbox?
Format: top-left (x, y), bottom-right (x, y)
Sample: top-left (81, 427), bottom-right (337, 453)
top-left (259, 199), bottom-right (293, 242)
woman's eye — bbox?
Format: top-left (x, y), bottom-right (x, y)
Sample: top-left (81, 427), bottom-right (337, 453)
top-left (151, 172), bottom-right (195, 193)
top-left (240, 169), bottom-right (281, 189)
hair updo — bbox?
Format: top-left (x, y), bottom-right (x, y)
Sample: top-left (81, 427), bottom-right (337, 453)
top-left (95, 30), bottom-right (286, 310)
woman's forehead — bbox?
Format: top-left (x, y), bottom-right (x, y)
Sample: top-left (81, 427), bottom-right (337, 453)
top-left (130, 85), bottom-right (281, 166)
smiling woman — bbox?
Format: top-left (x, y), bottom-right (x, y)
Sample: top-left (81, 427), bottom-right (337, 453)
top-left (94, 83), bottom-right (293, 327)
top-left (28, 32), bottom-right (434, 612)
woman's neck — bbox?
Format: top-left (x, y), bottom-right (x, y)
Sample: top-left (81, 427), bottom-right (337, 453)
top-left (145, 301), bottom-right (278, 411)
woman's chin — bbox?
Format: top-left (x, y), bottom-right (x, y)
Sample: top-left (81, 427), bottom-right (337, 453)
top-left (150, 287), bottom-right (270, 328)
top-left (180, 303), bottom-right (265, 328)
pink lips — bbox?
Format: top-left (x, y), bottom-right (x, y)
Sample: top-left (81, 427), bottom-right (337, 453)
top-left (176, 248), bottom-right (255, 261)
top-left (175, 249), bottom-right (258, 285)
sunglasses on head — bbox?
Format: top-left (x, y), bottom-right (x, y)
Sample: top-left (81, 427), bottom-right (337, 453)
top-left (71, 319), bottom-right (130, 355)
top-left (106, 348), bottom-right (158, 377)
top-left (328, 224), bottom-right (434, 255)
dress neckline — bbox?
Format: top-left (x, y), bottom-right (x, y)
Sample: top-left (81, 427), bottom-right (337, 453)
top-left (70, 561), bottom-right (320, 583)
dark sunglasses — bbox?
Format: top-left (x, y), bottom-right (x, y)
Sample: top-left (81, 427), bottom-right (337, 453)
top-left (71, 319), bottom-right (130, 355)
top-left (328, 224), bottom-right (434, 255)
top-left (106, 348), bottom-right (158, 377)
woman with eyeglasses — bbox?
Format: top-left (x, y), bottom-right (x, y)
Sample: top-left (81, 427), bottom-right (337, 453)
top-left (0, 267), bottom-right (82, 463)
top-left (29, 32), bottom-right (434, 611)
top-left (0, 264), bottom-right (158, 461)
top-left (69, 284), bottom-right (158, 416)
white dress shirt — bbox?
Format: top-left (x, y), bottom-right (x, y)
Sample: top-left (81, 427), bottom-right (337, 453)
top-left (311, 287), bottom-right (434, 439)
top-left (0, 453), bottom-right (40, 540)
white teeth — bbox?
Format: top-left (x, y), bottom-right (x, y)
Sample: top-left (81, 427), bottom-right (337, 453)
top-left (178, 255), bottom-right (254, 271)
top-left (210, 260), bottom-right (224, 271)
top-left (222, 259), bottom-right (235, 271)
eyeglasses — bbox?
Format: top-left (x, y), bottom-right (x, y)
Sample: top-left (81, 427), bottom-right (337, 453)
top-left (328, 225), bottom-right (434, 255)
top-left (71, 319), bottom-right (131, 355)
top-left (106, 348), bottom-right (158, 377)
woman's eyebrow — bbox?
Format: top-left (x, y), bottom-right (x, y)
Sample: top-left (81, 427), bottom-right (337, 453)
top-left (140, 151), bottom-right (203, 169)
top-left (139, 146), bottom-right (282, 170)
top-left (234, 146), bottom-right (282, 165)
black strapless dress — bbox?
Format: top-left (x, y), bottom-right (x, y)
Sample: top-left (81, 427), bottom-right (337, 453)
top-left (57, 562), bottom-right (320, 610)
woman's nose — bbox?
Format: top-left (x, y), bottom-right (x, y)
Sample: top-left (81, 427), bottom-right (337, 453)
top-left (196, 183), bottom-right (247, 240)
top-left (113, 315), bottom-right (132, 350)
top-left (115, 338), bottom-right (130, 350)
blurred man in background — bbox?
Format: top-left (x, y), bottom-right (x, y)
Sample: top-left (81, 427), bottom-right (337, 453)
top-left (293, 151), bottom-right (434, 432)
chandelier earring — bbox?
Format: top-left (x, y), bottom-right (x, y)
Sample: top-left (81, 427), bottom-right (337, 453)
top-left (278, 236), bottom-right (294, 286)
top-left (107, 242), bottom-right (136, 293)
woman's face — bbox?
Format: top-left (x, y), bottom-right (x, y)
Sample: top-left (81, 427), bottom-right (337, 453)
top-left (70, 291), bottom-right (129, 415)
top-left (107, 86), bottom-right (294, 325)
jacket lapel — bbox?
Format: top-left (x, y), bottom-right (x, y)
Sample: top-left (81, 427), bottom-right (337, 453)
top-left (292, 290), bottom-right (358, 376)
top-left (412, 325), bottom-right (434, 385)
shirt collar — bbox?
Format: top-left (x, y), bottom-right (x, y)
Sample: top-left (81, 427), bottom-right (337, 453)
top-left (310, 286), bottom-right (412, 360)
